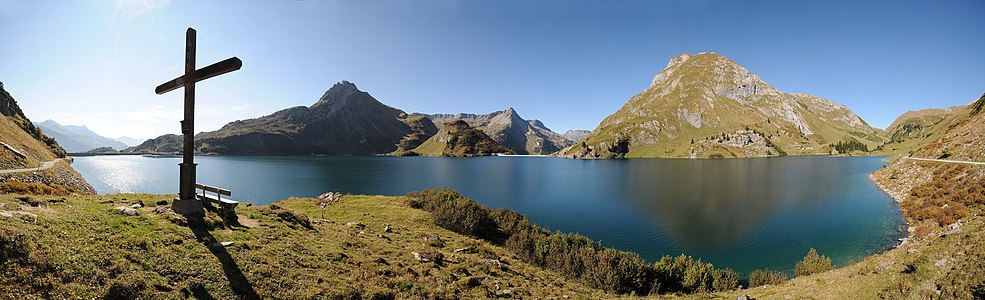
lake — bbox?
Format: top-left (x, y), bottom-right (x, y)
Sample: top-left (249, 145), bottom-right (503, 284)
top-left (72, 155), bottom-right (905, 275)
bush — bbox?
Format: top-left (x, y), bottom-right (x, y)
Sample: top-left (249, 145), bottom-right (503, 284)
top-left (749, 268), bottom-right (787, 287)
top-left (795, 248), bottom-right (832, 276)
top-left (406, 189), bottom-right (494, 237)
top-left (712, 268), bottom-right (739, 292)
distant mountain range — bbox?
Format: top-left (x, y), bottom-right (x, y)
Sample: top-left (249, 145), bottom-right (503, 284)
top-left (561, 130), bottom-right (591, 143)
top-left (419, 108), bottom-right (571, 155)
top-left (559, 52), bottom-right (886, 159)
top-left (34, 120), bottom-right (128, 153)
top-left (129, 81), bottom-right (569, 156)
top-left (114, 136), bottom-right (145, 147)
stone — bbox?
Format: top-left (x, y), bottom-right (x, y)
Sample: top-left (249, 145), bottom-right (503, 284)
top-left (877, 261), bottom-right (894, 270)
top-left (736, 295), bottom-right (751, 300)
top-left (346, 221), bottom-right (365, 228)
top-left (115, 206), bottom-right (140, 216)
top-left (907, 249), bottom-right (919, 254)
top-left (130, 203), bottom-right (143, 209)
top-left (935, 259), bottom-right (948, 267)
top-left (154, 205), bottom-right (172, 214)
top-left (383, 225), bottom-right (392, 233)
top-left (454, 247), bottom-right (472, 253)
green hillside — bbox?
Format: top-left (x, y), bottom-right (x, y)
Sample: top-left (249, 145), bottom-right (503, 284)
top-left (560, 53), bottom-right (885, 159)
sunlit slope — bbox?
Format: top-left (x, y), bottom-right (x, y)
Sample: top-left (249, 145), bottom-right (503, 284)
top-left (560, 53), bottom-right (885, 159)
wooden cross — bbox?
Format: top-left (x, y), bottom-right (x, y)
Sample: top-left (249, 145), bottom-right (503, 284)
top-left (155, 28), bottom-right (242, 207)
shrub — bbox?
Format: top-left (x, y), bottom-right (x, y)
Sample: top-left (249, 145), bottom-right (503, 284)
top-left (711, 268), bottom-right (739, 292)
top-left (406, 189), bottom-right (494, 237)
top-left (749, 268), bottom-right (787, 287)
top-left (795, 248), bottom-right (832, 276)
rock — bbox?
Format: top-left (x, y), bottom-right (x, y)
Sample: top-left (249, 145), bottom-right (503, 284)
top-left (345, 221), bottom-right (365, 228)
top-left (374, 258), bottom-right (388, 265)
top-left (944, 221), bottom-right (963, 236)
top-left (479, 259), bottom-right (504, 270)
top-left (454, 247), bottom-right (472, 253)
top-left (497, 289), bottom-right (513, 296)
top-left (935, 259), bottom-right (948, 267)
top-left (412, 252), bottom-right (426, 262)
top-left (907, 249), bottom-right (919, 254)
top-left (736, 295), bottom-right (751, 300)
top-left (154, 205), bottom-right (172, 214)
top-left (221, 241), bottom-right (234, 246)
top-left (383, 225), bottom-right (392, 233)
top-left (114, 206), bottom-right (140, 216)
top-left (877, 261), bottom-right (894, 270)
top-left (130, 203), bottom-right (143, 209)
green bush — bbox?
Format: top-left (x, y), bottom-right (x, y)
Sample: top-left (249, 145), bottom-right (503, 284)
top-left (407, 189), bottom-right (494, 237)
top-left (712, 268), bottom-right (740, 292)
top-left (795, 248), bottom-right (832, 276)
top-left (749, 268), bottom-right (787, 287)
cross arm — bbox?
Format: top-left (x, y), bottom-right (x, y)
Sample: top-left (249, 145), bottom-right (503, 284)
top-left (155, 57), bottom-right (243, 95)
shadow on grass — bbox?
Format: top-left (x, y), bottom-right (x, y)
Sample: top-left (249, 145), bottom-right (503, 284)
top-left (188, 210), bottom-right (259, 300)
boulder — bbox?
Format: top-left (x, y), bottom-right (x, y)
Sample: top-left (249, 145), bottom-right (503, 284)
top-left (114, 206), bottom-right (140, 216)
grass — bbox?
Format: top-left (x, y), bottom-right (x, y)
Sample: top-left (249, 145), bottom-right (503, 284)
top-left (0, 193), bottom-right (606, 299)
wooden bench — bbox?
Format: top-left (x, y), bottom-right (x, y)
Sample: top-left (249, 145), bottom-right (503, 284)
top-left (195, 183), bottom-right (239, 217)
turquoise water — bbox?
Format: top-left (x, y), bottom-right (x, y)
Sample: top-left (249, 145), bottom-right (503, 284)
top-left (72, 155), bottom-right (905, 275)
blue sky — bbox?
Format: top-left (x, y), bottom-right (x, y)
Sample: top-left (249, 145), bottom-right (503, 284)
top-left (1, 0), bottom-right (983, 140)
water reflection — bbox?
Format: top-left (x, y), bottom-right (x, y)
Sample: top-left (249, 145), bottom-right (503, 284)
top-left (72, 155), bottom-right (901, 274)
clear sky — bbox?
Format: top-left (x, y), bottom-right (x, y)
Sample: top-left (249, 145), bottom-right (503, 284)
top-left (1, 0), bottom-right (983, 140)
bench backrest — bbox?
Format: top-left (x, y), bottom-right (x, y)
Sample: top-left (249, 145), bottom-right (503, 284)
top-left (195, 183), bottom-right (231, 196)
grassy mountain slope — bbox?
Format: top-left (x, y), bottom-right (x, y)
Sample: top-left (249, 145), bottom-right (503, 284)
top-left (423, 108), bottom-right (571, 155)
top-left (873, 105), bottom-right (965, 156)
top-left (911, 92), bottom-right (985, 162)
top-left (410, 120), bottom-right (512, 157)
top-left (0, 193), bottom-right (606, 299)
top-left (559, 53), bottom-right (885, 159)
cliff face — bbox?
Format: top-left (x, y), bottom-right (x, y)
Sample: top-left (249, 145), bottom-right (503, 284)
top-left (559, 52), bottom-right (884, 159)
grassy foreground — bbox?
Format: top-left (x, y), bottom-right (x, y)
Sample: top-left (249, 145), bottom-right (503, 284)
top-left (0, 193), bottom-right (605, 299)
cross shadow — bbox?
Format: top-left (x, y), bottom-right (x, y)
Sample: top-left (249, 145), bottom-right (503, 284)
top-left (188, 216), bottom-right (260, 300)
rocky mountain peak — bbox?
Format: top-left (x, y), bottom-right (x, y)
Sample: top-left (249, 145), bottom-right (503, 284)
top-left (315, 80), bottom-right (361, 107)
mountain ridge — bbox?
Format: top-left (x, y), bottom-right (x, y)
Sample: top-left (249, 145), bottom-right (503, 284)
top-left (34, 120), bottom-right (128, 153)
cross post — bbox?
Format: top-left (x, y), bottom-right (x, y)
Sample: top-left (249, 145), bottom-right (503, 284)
top-left (155, 27), bottom-right (242, 215)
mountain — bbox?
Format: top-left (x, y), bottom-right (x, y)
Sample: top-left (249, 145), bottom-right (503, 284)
top-left (422, 108), bottom-right (571, 155)
top-left (408, 120), bottom-right (512, 157)
top-left (562, 130), bottom-right (591, 143)
top-left (114, 136), bottom-right (145, 147)
top-left (910, 92), bottom-right (985, 162)
top-left (194, 81), bottom-right (436, 155)
top-left (875, 105), bottom-right (965, 155)
top-left (0, 81), bottom-right (94, 194)
top-left (559, 52), bottom-right (885, 159)
top-left (122, 134), bottom-right (182, 153)
top-left (34, 120), bottom-right (129, 153)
